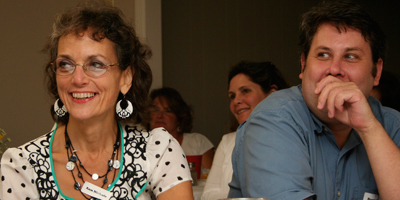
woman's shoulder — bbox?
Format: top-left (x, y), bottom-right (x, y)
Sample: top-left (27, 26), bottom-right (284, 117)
top-left (183, 132), bottom-right (209, 140)
top-left (17, 131), bottom-right (53, 153)
top-left (121, 123), bottom-right (175, 147)
top-left (148, 127), bottom-right (177, 145)
top-left (1, 130), bottom-right (53, 172)
top-left (221, 132), bottom-right (236, 142)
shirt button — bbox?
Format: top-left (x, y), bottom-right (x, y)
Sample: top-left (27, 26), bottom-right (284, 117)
top-left (337, 190), bottom-right (341, 197)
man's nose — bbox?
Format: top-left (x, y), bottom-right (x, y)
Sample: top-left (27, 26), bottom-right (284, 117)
top-left (327, 59), bottom-right (343, 76)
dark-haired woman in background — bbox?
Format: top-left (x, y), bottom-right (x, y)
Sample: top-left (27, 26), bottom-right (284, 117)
top-left (201, 61), bottom-right (289, 200)
top-left (147, 87), bottom-right (215, 175)
top-left (0, 3), bottom-right (193, 200)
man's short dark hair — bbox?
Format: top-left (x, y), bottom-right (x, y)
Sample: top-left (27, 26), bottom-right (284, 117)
top-left (299, 0), bottom-right (386, 77)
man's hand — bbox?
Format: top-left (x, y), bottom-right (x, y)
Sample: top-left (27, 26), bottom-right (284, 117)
top-left (314, 75), bottom-right (377, 132)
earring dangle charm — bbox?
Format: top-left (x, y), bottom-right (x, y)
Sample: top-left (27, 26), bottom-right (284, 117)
top-left (116, 95), bottom-right (133, 118)
top-left (54, 98), bottom-right (67, 117)
top-left (177, 126), bottom-right (182, 133)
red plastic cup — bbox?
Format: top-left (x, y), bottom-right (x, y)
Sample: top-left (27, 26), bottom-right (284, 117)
top-left (186, 155), bottom-right (202, 179)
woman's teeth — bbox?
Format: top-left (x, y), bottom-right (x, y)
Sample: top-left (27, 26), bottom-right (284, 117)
top-left (72, 93), bottom-right (95, 99)
top-left (238, 109), bottom-right (248, 114)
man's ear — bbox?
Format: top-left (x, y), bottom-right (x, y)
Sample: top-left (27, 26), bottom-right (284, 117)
top-left (120, 66), bottom-right (133, 94)
top-left (299, 53), bottom-right (306, 80)
top-left (373, 58), bottom-right (383, 86)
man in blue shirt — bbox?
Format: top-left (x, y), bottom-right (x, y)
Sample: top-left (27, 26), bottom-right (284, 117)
top-left (229, 1), bottom-right (400, 199)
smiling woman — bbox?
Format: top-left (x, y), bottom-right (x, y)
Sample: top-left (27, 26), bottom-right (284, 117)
top-left (201, 61), bottom-right (289, 200)
top-left (146, 87), bottom-right (215, 175)
top-left (0, 2), bottom-right (193, 200)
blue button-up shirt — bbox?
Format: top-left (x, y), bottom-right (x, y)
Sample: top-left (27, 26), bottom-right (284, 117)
top-left (229, 85), bottom-right (400, 200)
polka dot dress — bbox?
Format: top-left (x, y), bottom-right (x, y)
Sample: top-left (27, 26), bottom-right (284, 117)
top-left (0, 124), bottom-right (192, 200)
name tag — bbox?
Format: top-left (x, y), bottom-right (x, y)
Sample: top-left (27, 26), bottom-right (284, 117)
top-left (363, 192), bottom-right (380, 200)
top-left (81, 182), bottom-right (112, 200)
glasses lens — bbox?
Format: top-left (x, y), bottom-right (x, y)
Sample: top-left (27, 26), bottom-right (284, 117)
top-left (85, 60), bottom-right (108, 77)
top-left (55, 60), bottom-right (75, 76)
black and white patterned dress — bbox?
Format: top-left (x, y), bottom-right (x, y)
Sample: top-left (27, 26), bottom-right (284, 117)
top-left (0, 123), bottom-right (192, 200)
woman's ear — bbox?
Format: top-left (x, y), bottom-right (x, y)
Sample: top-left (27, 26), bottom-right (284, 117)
top-left (120, 67), bottom-right (133, 94)
top-left (268, 84), bottom-right (278, 94)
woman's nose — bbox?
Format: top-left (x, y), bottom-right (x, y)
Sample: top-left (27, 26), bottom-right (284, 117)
top-left (233, 96), bottom-right (242, 105)
top-left (71, 65), bottom-right (90, 85)
top-left (156, 111), bottom-right (164, 118)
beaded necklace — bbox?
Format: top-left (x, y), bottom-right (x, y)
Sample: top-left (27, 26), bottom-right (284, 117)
top-left (64, 123), bottom-right (121, 199)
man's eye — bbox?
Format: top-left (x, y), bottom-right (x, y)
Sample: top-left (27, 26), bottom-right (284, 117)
top-left (243, 89), bottom-right (251, 93)
top-left (345, 54), bottom-right (357, 59)
top-left (317, 52), bottom-right (329, 58)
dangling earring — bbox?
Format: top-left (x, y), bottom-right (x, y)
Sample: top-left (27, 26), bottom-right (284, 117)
top-left (116, 94), bottom-right (133, 119)
top-left (54, 98), bottom-right (67, 117)
top-left (177, 125), bottom-right (182, 133)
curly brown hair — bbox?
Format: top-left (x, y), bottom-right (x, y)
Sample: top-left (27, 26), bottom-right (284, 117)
top-left (43, 1), bottom-right (152, 124)
top-left (147, 87), bottom-right (193, 134)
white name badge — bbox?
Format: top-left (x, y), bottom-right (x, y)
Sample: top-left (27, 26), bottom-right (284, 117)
top-left (363, 192), bottom-right (380, 200)
top-left (81, 181), bottom-right (112, 200)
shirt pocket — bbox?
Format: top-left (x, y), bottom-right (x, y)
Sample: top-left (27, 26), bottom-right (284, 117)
top-left (352, 187), bottom-right (379, 200)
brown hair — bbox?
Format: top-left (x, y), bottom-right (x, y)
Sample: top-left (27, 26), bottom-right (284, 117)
top-left (148, 87), bottom-right (193, 134)
top-left (228, 61), bottom-right (289, 94)
top-left (299, 0), bottom-right (386, 77)
top-left (228, 61), bottom-right (289, 130)
top-left (43, 1), bottom-right (152, 124)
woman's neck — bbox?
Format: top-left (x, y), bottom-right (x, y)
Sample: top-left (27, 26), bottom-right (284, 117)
top-left (66, 117), bottom-right (119, 153)
top-left (170, 130), bottom-right (184, 145)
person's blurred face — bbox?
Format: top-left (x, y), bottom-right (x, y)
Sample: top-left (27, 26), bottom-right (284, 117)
top-left (229, 73), bottom-right (272, 124)
top-left (56, 31), bottom-right (131, 122)
top-left (149, 96), bottom-right (180, 133)
top-left (299, 23), bottom-right (382, 122)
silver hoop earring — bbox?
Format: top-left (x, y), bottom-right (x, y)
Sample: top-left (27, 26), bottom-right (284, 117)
top-left (54, 98), bottom-right (67, 117)
top-left (116, 95), bottom-right (133, 119)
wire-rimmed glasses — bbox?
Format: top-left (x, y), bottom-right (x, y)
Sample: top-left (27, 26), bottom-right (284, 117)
top-left (52, 59), bottom-right (119, 77)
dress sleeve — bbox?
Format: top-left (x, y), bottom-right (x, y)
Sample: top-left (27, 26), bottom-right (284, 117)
top-left (0, 147), bottom-right (39, 200)
top-left (146, 128), bottom-right (192, 197)
top-left (201, 133), bottom-right (231, 200)
top-left (196, 133), bottom-right (214, 155)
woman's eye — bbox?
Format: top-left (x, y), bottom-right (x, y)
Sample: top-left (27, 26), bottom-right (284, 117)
top-left (88, 61), bottom-right (106, 71)
top-left (243, 89), bottom-right (251, 93)
top-left (229, 94), bottom-right (235, 100)
top-left (150, 106), bottom-right (159, 112)
top-left (57, 61), bottom-right (74, 70)
top-left (165, 109), bottom-right (173, 113)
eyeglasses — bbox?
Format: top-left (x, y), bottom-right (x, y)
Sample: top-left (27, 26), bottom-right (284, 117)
top-left (149, 106), bottom-right (175, 116)
top-left (52, 59), bottom-right (119, 77)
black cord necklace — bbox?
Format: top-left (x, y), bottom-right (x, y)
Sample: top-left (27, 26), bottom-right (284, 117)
top-left (64, 123), bottom-right (121, 199)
